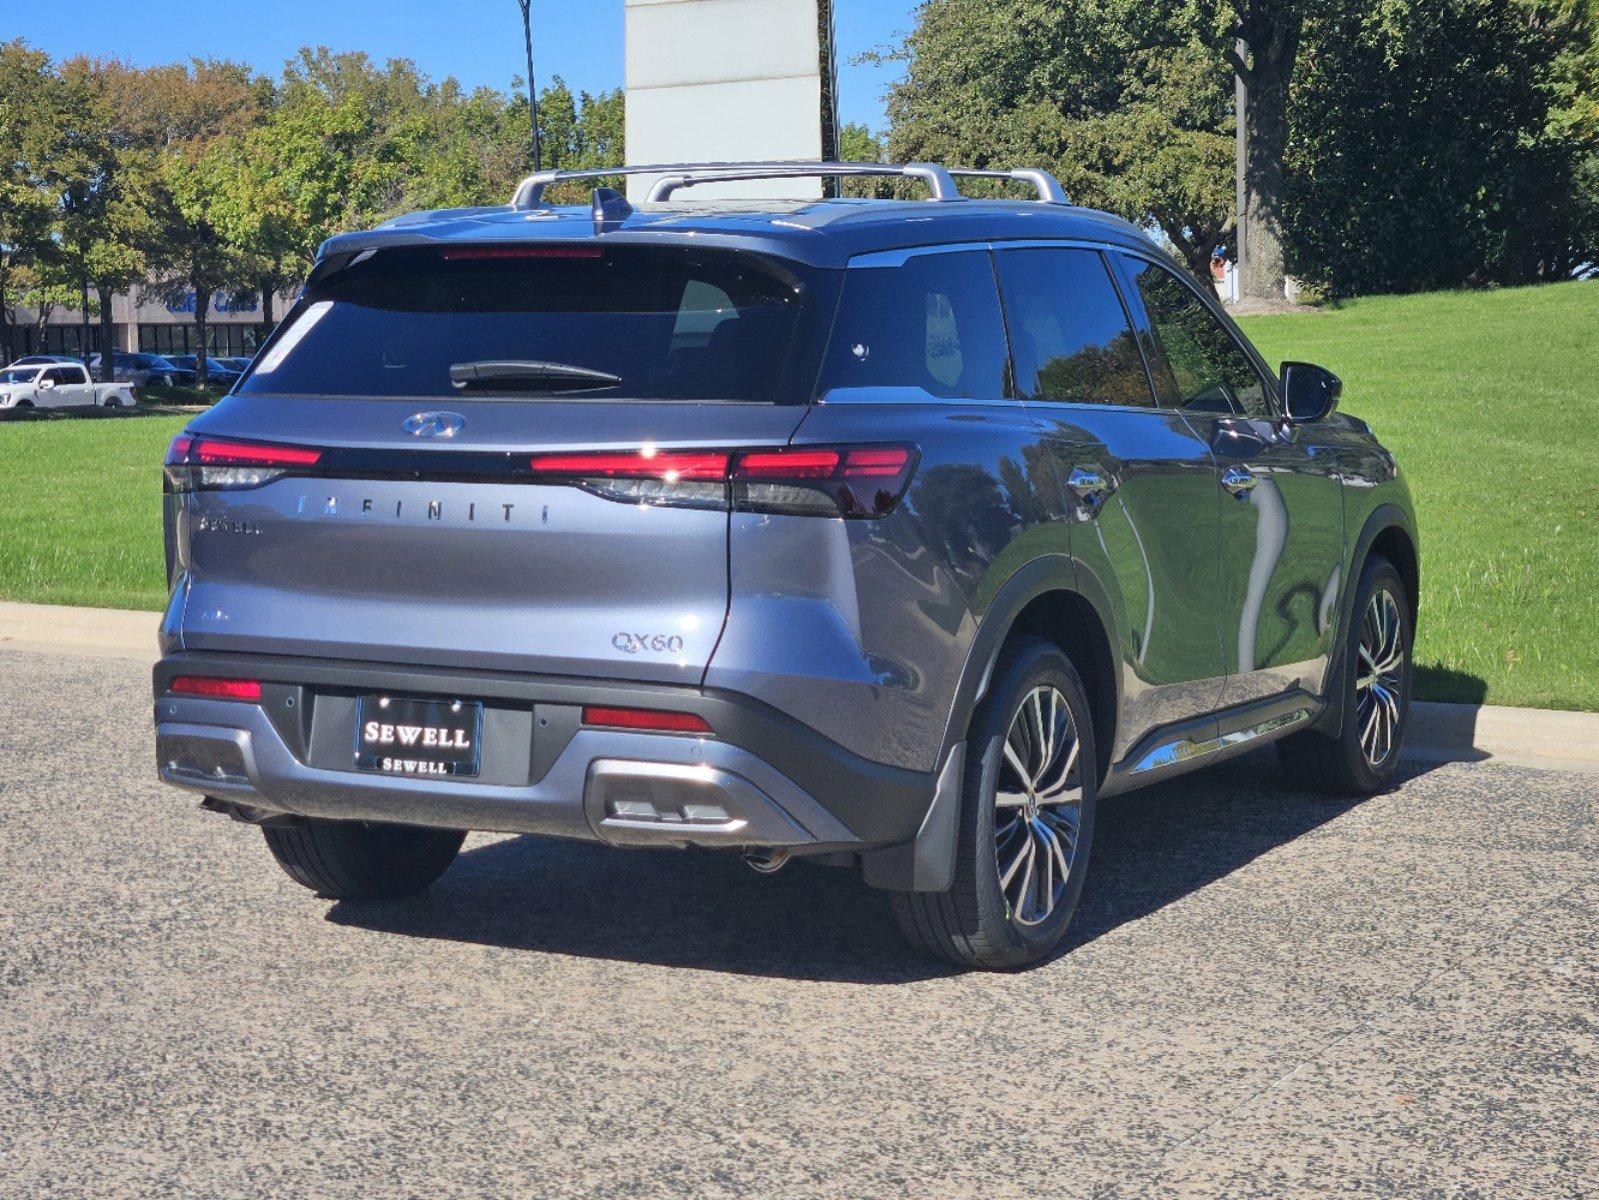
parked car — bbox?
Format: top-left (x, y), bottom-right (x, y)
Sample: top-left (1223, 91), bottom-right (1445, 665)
top-left (88, 352), bottom-right (188, 388)
top-left (168, 354), bottom-right (242, 388)
top-left (10, 354), bottom-right (87, 366)
top-left (215, 356), bottom-right (255, 373)
top-left (153, 161), bottom-right (1418, 970)
top-left (1, 361), bottom-right (137, 410)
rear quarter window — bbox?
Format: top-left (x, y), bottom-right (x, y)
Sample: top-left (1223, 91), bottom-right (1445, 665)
top-left (816, 250), bottom-right (1011, 401)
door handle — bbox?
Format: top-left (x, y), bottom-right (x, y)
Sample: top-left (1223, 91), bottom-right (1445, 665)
top-left (1067, 467), bottom-right (1116, 508)
top-left (1221, 465), bottom-right (1258, 497)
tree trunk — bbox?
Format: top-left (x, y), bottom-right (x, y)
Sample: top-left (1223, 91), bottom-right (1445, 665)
top-left (0, 282), bottom-right (12, 366)
top-left (258, 284), bottom-right (275, 350)
top-left (194, 287), bottom-right (211, 389)
top-left (1234, 8), bottom-right (1303, 304)
top-left (96, 286), bottom-right (117, 383)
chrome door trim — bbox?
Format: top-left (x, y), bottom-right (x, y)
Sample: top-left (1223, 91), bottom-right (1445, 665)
top-left (1129, 706), bottom-right (1312, 775)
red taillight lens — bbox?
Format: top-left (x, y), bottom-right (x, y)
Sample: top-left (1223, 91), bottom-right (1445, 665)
top-left (732, 449), bottom-right (842, 478)
top-left (581, 705), bottom-right (712, 734)
top-left (730, 444), bottom-right (917, 518)
top-left (164, 434), bottom-right (321, 491)
top-left (188, 438), bottom-right (322, 466)
top-left (168, 675), bottom-right (262, 701)
top-left (529, 449), bottom-right (730, 481)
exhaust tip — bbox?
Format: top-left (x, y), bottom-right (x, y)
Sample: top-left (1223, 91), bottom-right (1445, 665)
top-left (743, 848), bottom-right (791, 875)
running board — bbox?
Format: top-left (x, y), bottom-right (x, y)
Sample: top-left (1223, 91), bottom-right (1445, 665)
top-left (1101, 692), bottom-right (1320, 797)
top-left (1130, 707), bottom-right (1312, 775)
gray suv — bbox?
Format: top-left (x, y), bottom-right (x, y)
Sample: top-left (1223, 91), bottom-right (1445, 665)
top-left (153, 162), bottom-right (1418, 969)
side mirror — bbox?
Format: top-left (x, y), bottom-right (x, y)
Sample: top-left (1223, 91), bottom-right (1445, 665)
top-left (1280, 361), bottom-right (1341, 423)
top-left (39, 377), bottom-right (55, 390)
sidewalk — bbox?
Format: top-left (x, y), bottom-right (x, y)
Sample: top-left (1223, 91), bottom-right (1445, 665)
top-left (3, 599), bottom-right (1595, 771)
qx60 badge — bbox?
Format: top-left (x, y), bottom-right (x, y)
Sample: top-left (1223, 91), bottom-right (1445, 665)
top-left (403, 411), bottom-right (465, 438)
top-left (613, 632), bottom-right (686, 655)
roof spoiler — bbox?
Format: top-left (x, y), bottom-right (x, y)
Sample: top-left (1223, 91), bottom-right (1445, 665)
top-left (508, 161), bottom-right (1068, 210)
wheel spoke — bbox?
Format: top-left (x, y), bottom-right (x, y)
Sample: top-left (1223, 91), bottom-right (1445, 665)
top-left (1036, 737), bottom-right (1080, 800)
top-left (999, 831), bottom-right (1031, 890)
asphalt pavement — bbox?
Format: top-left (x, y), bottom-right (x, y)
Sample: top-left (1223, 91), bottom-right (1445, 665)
top-left (1, 648), bottom-right (1594, 1198)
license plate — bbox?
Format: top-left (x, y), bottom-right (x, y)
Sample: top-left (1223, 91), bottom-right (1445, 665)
top-left (355, 695), bottom-right (483, 778)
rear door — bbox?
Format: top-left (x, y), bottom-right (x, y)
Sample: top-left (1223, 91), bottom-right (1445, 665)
top-left (167, 243), bottom-right (824, 685)
top-left (993, 244), bottom-right (1226, 763)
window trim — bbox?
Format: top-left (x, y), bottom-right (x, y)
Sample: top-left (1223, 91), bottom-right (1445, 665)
top-left (1109, 249), bottom-right (1281, 420)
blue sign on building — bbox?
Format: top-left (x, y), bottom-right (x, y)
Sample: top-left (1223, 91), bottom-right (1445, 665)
top-left (164, 291), bottom-right (260, 316)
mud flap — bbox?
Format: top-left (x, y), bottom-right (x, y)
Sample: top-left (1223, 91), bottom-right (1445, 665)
top-left (861, 742), bottom-right (965, 893)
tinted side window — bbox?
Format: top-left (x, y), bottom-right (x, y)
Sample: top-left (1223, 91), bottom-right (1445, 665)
top-left (1121, 256), bottom-right (1269, 417)
top-left (41, 368), bottom-right (65, 385)
top-left (994, 247), bottom-right (1153, 407)
top-left (66, 366), bottom-right (89, 384)
top-left (817, 251), bottom-right (1010, 400)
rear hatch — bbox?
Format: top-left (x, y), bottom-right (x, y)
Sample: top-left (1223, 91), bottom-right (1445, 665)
top-left (164, 242), bottom-right (830, 684)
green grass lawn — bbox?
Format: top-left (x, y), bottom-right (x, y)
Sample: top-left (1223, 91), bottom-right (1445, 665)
top-left (1, 280), bottom-right (1595, 710)
top-left (1238, 280), bottom-right (1599, 711)
top-left (0, 413), bottom-right (187, 612)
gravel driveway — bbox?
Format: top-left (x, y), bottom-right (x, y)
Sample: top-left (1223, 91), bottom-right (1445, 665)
top-left (1, 649), bottom-right (1593, 1198)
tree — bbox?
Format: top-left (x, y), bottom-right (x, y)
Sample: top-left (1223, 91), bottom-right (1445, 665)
top-left (1225, 0), bottom-right (1307, 303)
top-left (0, 41), bottom-right (68, 363)
top-left (1285, 0), bottom-right (1599, 295)
top-left (881, 0), bottom-right (1234, 294)
top-left (104, 57), bottom-right (268, 386)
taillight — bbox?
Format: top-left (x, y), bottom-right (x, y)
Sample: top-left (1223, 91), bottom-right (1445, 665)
top-left (528, 444), bottom-right (917, 518)
top-left (529, 448), bottom-right (731, 509)
top-left (165, 433), bottom-right (322, 491)
top-left (168, 675), bottom-right (262, 701)
top-left (581, 705), bottom-right (712, 734)
top-left (731, 444), bottom-right (917, 518)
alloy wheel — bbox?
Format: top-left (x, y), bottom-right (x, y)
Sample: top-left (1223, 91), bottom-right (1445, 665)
top-left (995, 685), bottom-right (1084, 926)
top-left (1355, 588), bottom-right (1406, 767)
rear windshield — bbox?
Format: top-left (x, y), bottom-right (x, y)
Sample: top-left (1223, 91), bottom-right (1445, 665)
top-left (241, 245), bottom-right (824, 403)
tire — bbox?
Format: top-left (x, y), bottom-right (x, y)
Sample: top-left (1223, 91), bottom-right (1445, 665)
top-left (1278, 556), bottom-right (1413, 794)
top-left (261, 819), bottom-right (465, 900)
top-left (892, 636), bottom-right (1098, 970)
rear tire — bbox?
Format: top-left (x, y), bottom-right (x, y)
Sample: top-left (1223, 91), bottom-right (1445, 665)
top-left (892, 636), bottom-right (1097, 971)
top-left (261, 819), bottom-right (465, 900)
top-left (1278, 556), bottom-right (1412, 795)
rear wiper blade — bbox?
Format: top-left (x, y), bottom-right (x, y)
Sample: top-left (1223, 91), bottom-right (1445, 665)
top-left (449, 359), bottom-right (623, 393)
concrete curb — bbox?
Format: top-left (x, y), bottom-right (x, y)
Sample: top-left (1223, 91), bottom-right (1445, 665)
top-left (0, 601), bottom-right (159, 662)
top-left (2, 600), bottom-right (1595, 771)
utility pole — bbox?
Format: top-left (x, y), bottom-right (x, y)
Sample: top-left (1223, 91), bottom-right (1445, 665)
top-left (517, 0), bottom-right (542, 171)
top-left (1234, 35), bottom-right (1248, 303)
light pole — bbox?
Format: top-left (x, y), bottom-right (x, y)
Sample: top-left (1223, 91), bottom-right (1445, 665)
top-left (516, 0), bottom-right (542, 171)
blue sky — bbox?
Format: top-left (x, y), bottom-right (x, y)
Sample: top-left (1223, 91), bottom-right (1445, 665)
top-left (6, 0), bottom-right (916, 131)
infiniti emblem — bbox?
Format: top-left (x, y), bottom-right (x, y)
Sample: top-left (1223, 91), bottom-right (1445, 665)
top-left (403, 411), bottom-right (465, 438)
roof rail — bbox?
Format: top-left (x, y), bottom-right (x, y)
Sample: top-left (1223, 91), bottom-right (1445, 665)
top-left (509, 161), bottom-right (1067, 209)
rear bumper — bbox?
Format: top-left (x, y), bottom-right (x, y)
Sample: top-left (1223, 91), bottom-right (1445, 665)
top-left (152, 652), bottom-right (934, 854)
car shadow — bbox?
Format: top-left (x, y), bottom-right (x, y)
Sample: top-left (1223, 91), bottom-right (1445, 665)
top-left (324, 750), bottom-right (1434, 983)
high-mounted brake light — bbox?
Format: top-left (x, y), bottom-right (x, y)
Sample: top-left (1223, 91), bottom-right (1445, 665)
top-left (441, 245), bottom-right (604, 260)
top-left (581, 705), bottom-right (712, 734)
top-left (165, 434), bottom-right (322, 492)
top-left (169, 675), bottom-right (262, 701)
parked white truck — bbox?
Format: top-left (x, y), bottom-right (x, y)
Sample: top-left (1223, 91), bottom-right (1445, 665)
top-left (0, 361), bottom-right (138, 410)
